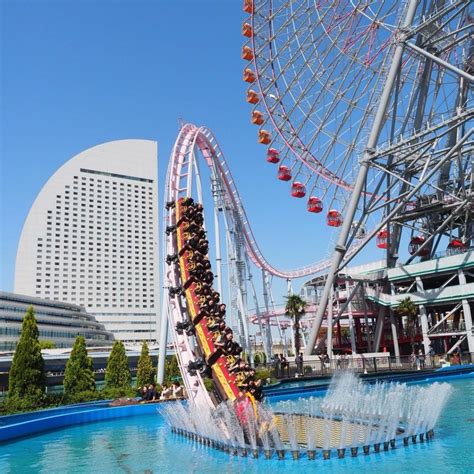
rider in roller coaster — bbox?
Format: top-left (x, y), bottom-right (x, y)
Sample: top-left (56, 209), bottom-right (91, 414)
top-left (169, 198), bottom-right (263, 403)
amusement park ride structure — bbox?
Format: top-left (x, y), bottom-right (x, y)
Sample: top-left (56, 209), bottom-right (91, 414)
top-left (241, 0), bottom-right (474, 355)
top-left (159, 0), bottom-right (473, 399)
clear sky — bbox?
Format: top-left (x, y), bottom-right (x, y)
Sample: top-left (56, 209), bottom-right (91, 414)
top-left (0, 0), bottom-right (379, 302)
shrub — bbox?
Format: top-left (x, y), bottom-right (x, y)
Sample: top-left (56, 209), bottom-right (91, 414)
top-left (39, 340), bottom-right (56, 349)
top-left (253, 351), bottom-right (267, 366)
top-left (100, 386), bottom-right (137, 400)
top-left (254, 368), bottom-right (273, 385)
top-left (65, 390), bottom-right (102, 404)
top-left (105, 341), bottom-right (131, 389)
top-left (8, 306), bottom-right (46, 402)
top-left (164, 355), bottom-right (181, 385)
top-left (203, 378), bottom-right (214, 392)
top-left (136, 341), bottom-right (156, 388)
top-left (64, 336), bottom-right (96, 396)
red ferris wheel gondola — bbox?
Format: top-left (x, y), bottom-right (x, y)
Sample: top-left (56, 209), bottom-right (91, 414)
top-left (241, 45), bottom-right (254, 60)
top-left (376, 228), bottom-right (389, 249)
top-left (447, 239), bottom-right (467, 255)
top-left (408, 236), bottom-right (430, 256)
top-left (327, 210), bottom-right (342, 227)
top-left (266, 148), bottom-right (280, 163)
top-left (251, 110), bottom-right (264, 125)
top-left (243, 0), bottom-right (253, 13)
top-left (307, 196), bottom-right (323, 213)
top-left (278, 165), bottom-right (291, 181)
top-left (290, 182), bottom-right (306, 198)
top-left (242, 23), bottom-right (253, 38)
top-left (258, 130), bottom-right (271, 144)
top-left (243, 68), bottom-right (256, 83)
top-left (246, 89), bottom-right (260, 104)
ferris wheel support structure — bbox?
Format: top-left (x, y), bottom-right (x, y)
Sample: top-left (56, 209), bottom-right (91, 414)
top-left (306, 0), bottom-right (474, 355)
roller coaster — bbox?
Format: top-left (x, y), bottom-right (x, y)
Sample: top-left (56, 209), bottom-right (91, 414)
top-left (159, 123), bottom-right (357, 406)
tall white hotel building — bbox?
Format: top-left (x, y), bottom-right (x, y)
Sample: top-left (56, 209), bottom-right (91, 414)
top-left (14, 140), bottom-right (160, 345)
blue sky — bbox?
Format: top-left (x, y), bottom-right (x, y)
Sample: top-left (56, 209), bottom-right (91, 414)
top-left (0, 0), bottom-right (379, 302)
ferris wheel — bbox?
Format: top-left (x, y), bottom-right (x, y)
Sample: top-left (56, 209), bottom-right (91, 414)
top-left (241, 0), bottom-right (474, 352)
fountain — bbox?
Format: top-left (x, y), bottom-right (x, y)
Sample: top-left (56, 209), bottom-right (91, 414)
top-left (163, 372), bottom-right (452, 462)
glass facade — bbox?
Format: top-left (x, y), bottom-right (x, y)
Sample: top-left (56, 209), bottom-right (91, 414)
top-left (0, 291), bottom-right (114, 351)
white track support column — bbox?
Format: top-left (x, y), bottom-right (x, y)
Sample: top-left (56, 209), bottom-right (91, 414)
top-left (211, 178), bottom-right (223, 297)
top-left (347, 281), bottom-right (358, 354)
top-left (261, 269), bottom-right (273, 357)
top-left (373, 306), bottom-right (386, 352)
top-left (305, 0), bottom-right (420, 356)
top-left (415, 277), bottom-right (431, 355)
top-left (326, 287), bottom-right (334, 358)
top-left (157, 294), bottom-right (169, 384)
top-left (213, 199), bottom-right (223, 296)
top-left (361, 285), bottom-right (372, 352)
top-left (389, 282), bottom-right (401, 359)
top-left (458, 269), bottom-right (474, 353)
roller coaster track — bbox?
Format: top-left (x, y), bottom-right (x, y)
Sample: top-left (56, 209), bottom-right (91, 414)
top-left (163, 123), bottom-right (364, 406)
top-left (166, 123), bottom-right (362, 280)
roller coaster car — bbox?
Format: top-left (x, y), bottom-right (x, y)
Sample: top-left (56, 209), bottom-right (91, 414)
top-left (165, 225), bottom-right (176, 235)
top-left (247, 89), bottom-right (259, 104)
top-left (307, 196), bottom-right (323, 213)
top-left (187, 359), bottom-right (208, 376)
top-left (169, 286), bottom-right (184, 297)
top-left (291, 181), bottom-right (306, 198)
top-left (174, 198), bottom-right (255, 403)
top-left (242, 23), bottom-right (253, 38)
top-left (176, 320), bottom-right (194, 336)
top-left (243, 68), bottom-right (256, 83)
top-left (165, 254), bottom-right (178, 265)
top-left (266, 148), bottom-right (280, 163)
top-left (242, 45), bottom-right (254, 60)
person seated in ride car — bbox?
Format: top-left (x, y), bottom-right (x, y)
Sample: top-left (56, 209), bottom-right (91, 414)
top-left (228, 359), bottom-right (248, 374)
top-left (215, 331), bottom-right (236, 354)
top-left (207, 319), bottom-right (227, 333)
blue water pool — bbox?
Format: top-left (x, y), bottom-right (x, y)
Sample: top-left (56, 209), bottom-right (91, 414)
top-left (1, 378), bottom-right (473, 473)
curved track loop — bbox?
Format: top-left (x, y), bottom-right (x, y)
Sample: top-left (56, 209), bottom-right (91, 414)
top-left (164, 123), bottom-right (366, 407)
top-left (167, 123), bottom-right (362, 279)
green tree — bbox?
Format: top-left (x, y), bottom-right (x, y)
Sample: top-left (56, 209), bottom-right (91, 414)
top-left (164, 355), bottom-right (181, 384)
top-left (285, 294), bottom-right (307, 355)
top-left (397, 297), bottom-right (418, 352)
top-left (136, 341), bottom-right (155, 388)
top-left (105, 341), bottom-right (131, 389)
top-left (64, 336), bottom-right (96, 396)
top-left (39, 340), bottom-right (56, 349)
top-left (8, 306), bottom-right (46, 400)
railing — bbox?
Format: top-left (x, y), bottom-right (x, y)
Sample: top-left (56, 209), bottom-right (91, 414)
top-left (265, 353), bottom-right (474, 379)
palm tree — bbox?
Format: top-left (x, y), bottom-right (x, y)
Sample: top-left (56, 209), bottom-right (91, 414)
top-left (285, 294), bottom-right (307, 355)
top-left (397, 297), bottom-right (418, 352)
